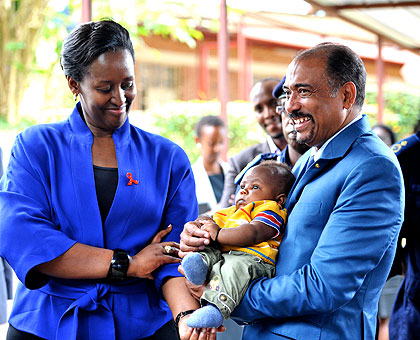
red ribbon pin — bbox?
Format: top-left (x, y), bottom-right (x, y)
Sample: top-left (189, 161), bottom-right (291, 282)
top-left (126, 172), bottom-right (139, 186)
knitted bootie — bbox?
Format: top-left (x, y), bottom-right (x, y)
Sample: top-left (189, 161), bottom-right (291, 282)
top-left (187, 305), bottom-right (224, 328)
top-left (181, 253), bottom-right (208, 285)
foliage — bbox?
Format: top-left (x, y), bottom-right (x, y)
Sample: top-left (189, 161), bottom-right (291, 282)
top-left (0, 0), bottom-right (50, 123)
top-left (365, 91), bottom-right (420, 140)
top-left (0, 115), bottom-right (36, 131)
top-left (1, 0), bottom-right (207, 124)
top-left (149, 100), bottom-right (265, 163)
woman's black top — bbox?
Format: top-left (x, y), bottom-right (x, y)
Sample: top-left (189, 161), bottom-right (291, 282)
top-left (209, 171), bottom-right (225, 203)
top-left (93, 165), bottom-right (118, 224)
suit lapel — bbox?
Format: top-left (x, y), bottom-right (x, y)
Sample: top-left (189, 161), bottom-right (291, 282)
top-left (286, 115), bottom-right (372, 214)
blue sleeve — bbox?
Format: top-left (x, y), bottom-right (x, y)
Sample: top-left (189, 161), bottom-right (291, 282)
top-left (152, 144), bottom-right (198, 289)
top-left (233, 156), bottom-right (404, 321)
top-left (0, 134), bottom-right (76, 289)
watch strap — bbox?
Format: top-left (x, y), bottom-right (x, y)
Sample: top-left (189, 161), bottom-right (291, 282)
top-left (107, 249), bottom-right (130, 282)
top-left (175, 310), bottom-right (195, 328)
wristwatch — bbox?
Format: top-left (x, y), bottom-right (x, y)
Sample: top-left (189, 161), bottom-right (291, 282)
top-left (107, 249), bottom-right (131, 282)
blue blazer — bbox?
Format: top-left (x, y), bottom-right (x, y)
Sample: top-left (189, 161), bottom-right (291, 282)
top-left (233, 115), bottom-right (404, 340)
top-left (0, 104), bottom-right (198, 339)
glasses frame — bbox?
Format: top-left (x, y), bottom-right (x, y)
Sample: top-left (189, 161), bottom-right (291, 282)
top-left (275, 94), bottom-right (287, 114)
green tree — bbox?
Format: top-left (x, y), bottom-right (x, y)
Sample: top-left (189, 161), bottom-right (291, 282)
top-left (365, 91), bottom-right (420, 140)
top-left (0, 0), bottom-right (50, 124)
top-left (0, 0), bottom-right (205, 124)
top-left (150, 100), bottom-right (264, 163)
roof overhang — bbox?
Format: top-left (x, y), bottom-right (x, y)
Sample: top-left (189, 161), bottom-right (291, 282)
top-left (305, 0), bottom-right (420, 55)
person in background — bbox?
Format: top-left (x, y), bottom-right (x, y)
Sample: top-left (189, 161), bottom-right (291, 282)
top-left (373, 123), bottom-right (396, 147)
top-left (388, 123), bottom-right (420, 340)
top-left (0, 146), bottom-right (13, 325)
top-left (192, 116), bottom-right (228, 215)
top-left (372, 123), bottom-right (400, 340)
top-left (279, 107), bottom-right (311, 168)
top-left (219, 78), bottom-right (286, 208)
top-left (180, 42), bottom-right (404, 340)
top-left (0, 19), bottom-right (217, 340)
top-left (232, 95), bottom-right (309, 192)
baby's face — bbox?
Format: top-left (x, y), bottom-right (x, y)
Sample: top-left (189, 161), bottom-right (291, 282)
top-left (235, 166), bottom-right (279, 210)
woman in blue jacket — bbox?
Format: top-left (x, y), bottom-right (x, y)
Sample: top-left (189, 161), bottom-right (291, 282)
top-left (0, 20), bottom-right (210, 340)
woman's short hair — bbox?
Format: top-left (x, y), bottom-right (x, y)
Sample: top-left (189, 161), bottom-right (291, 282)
top-left (60, 19), bottom-right (134, 82)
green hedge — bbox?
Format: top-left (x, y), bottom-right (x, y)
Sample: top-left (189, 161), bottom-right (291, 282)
top-left (365, 91), bottom-right (420, 140)
top-left (143, 99), bottom-right (265, 163)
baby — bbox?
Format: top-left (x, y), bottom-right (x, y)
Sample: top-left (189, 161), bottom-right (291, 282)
top-left (181, 160), bottom-right (295, 328)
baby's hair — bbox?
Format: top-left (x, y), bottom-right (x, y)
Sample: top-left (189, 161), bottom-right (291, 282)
top-left (256, 160), bottom-right (295, 196)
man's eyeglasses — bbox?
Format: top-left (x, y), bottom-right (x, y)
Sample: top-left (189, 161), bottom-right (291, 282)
top-left (275, 95), bottom-right (286, 114)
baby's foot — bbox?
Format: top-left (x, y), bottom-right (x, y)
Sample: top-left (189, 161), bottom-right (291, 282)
top-left (187, 305), bottom-right (224, 328)
top-left (181, 253), bottom-right (208, 285)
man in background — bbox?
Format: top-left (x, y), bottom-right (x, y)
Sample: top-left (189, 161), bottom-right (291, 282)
top-left (219, 78), bottom-right (286, 207)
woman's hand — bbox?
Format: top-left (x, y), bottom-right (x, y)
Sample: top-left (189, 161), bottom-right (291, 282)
top-left (178, 316), bottom-right (224, 340)
top-left (127, 225), bottom-right (181, 279)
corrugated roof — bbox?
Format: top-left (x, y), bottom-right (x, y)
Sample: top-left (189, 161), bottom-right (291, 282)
top-left (305, 0), bottom-right (420, 54)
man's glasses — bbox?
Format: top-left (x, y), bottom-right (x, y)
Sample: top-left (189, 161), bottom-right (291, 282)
top-left (275, 95), bottom-right (286, 114)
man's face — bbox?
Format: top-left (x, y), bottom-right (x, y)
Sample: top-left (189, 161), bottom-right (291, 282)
top-left (251, 80), bottom-right (283, 139)
top-left (283, 57), bottom-right (350, 147)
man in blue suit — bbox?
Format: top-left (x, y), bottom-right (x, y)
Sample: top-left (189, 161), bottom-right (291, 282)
top-left (180, 42), bottom-right (404, 340)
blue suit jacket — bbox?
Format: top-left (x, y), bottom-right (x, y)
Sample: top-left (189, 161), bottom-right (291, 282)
top-left (233, 115), bottom-right (404, 340)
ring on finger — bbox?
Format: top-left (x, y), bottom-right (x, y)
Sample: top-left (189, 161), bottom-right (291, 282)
top-left (164, 245), bottom-right (172, 254)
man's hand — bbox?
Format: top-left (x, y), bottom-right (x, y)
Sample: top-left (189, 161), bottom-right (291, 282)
top-left (179, 221), bottom-right (211, 258)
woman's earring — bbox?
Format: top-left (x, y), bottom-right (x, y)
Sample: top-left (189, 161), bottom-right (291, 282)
top-left (74, 93), bottom-right (78, 102)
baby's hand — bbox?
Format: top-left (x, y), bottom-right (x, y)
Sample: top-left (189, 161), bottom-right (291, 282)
top-left (200, 221), bottom-right (220, 242)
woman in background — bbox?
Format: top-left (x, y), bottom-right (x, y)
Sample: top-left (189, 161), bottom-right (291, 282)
top-left (192, 116), bottom-right (228, 215)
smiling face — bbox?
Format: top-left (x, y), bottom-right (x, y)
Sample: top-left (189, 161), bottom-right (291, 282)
top-left (235, 166), bottom-right (281, 210)
top-left (283, 56), bottom-right (357, 148)
top-left (251, 80), bottom-right (285, 143)
top-left (68, 49), bottom-right (136, 137)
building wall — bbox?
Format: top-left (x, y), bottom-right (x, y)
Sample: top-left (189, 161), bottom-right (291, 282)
top-left (133, 33), bottom-right (405, 110)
